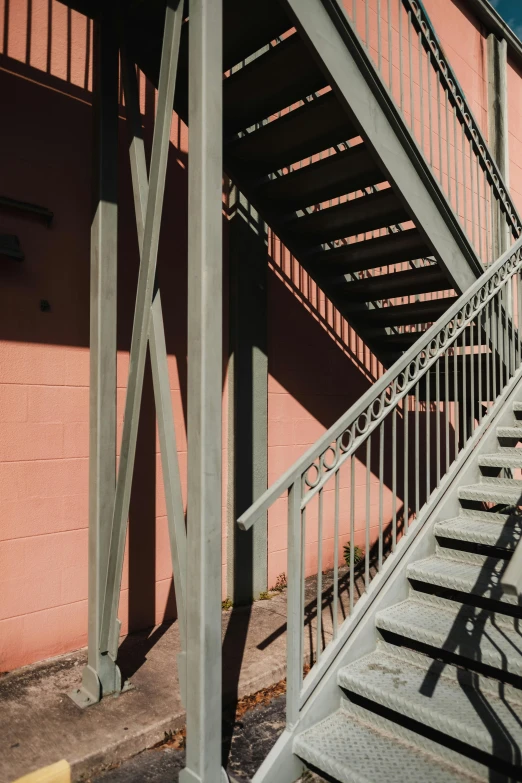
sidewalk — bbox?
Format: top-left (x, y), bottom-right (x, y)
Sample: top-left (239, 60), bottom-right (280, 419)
top-left (0, 594), bottom-right (291, 783)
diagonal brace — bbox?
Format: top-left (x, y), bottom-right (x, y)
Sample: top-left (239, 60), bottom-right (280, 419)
top-left (100, 0), bottom-right (184, 655)
top-left (120, 46), bottom-right (187, 659)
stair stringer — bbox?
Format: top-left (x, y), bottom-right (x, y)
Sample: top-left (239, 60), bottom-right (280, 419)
top-left (252, 366), bottom-right (522, 783)
top-left (280, 0), bottom-right (483, 294)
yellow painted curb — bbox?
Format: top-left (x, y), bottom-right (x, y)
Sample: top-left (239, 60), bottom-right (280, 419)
top-left (12, 760), bottom-right (70, 783)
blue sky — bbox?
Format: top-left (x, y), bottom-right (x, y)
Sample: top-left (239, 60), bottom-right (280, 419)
top-left (489, 0), bottom-right (522, 39)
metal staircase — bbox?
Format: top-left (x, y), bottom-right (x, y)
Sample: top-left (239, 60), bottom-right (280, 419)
top-left (296, 393), bottom-right (522, 782)
top-left (59, 0), bottom-right (522, 779)
top-left (121, 0), bottom-right (522, 368)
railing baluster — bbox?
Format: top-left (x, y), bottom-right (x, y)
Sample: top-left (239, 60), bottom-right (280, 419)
top-left (388, 0), bottom-right (393, 92)
top-left (419, 30), bottom-right (424, 155)
top-left (435, 353), bottom-right (441, 486)
top-left (445, 88), bottom-right (451, 205)
top-left (316, 488), bottom-right (323, 664)
top-left (404, 395), bottom-right (409, 533)
top-left (350, 455), bottom-right (355, 615)
top-left (415, 385), bottom-right (419, 515)
top-left (408, 10), bottom-right (414, 131)
top-left (426, 364), bottom-right (431, 500)
top-left (453, 99), bottom-right (459, 221)
top-left (379, 421), bottom-right (384, 569)
top-left (333, 468), bottom-right (339, 639)
top-left (399, 0), bottom-right (404, 111)
top-left (427, 48), bottom-right (433, 165)
top-left (365, 438), bottom-right (371, 587)
top-left (378, 0), bottom-right (382, 73)
top-left (445, 347), bottom-right (450, 471)
top-left (462, 125), bottom-right (467, 237)
top-left (286, 480), bottom-right (303, 728)
top-left (392, 405), bottom-right (397, 551)
top-left (462, 329), bottom-right (467, 445)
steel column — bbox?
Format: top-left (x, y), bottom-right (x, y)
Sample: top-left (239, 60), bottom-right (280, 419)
top-left (70, 13), bottom-right (120, 708)
top-left (179, 0), bottom-right (223, 780)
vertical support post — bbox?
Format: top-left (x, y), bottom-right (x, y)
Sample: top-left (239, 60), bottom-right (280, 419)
top-left (70, 13), bottom-right (121, 707)
top-left (226, 187), bottom-right (268, 604)
top-left (487, 33), bottom-right (510, 256)
top-left (180, 0), bottom-right (223, 781)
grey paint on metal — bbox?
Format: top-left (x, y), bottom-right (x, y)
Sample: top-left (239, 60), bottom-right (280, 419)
top-left (121, 51), bottom-right (187, 700)
top-left (226, 188), bottom-right (268, 604)
top-left (178, 0), bottom-right (223, 780)
top-left (488, 33), bottom-right (510, 256)
top-left (281, 0), bottom-right (483, 293)
top-left (70, 14), bottom-right (121, 708)
top-left (100, 2), bottom-right (183, 655)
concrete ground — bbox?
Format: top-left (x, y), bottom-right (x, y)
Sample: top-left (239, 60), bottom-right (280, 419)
top-left (1, 563), bottom-right (366, 783)
top-left (89, 692), bottom-right (289, 783)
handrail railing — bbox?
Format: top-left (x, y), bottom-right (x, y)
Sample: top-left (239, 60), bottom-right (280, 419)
top-left (238, 233), bottom-right (522, 727)
top-left (337, 0), bottom-right (522, 264)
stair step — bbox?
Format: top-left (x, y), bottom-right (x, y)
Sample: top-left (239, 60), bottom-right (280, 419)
top-left (226, 91), bottom-right (357, 178)
top-left (459, 479), bottom-right (522, 506)
top-left (224, 35), bottom-right (327, 136)
top-left (376, 597), bottom-right (522, 679)
top-left (256, 144), bottom-right (383, 214)
top-left (349, 297), bottom-right (458, 328)
top-left (513, 401), bottom-right (522, 414)
top-left (407, 553), bottom-right (517, 607)
top-left (479, 450), bottom-right (522, 468)
top-left (308, 228), bottom-right (431, 275)
top-left (293, 704), bottom-right (489, 783)
top-left (286, 189), bottom-right (408, 245)
top-left (498, 426), bottom-right (522, 442)
top-left (337, 265), bottom-right (449, 303)
top-left (338, 646), bottom-right (522, 772)
top-left (435, 514), bottom-right (522, 550)
top-left (222, 0), bottom-right (292, 71)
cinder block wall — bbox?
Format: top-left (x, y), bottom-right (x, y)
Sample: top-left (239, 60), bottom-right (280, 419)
top-left (0, 0), bottom-right (520, 673)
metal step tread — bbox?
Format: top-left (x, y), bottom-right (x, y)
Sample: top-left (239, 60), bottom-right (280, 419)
top-left (308, 228), bottom-right (431, 275)
top-left (257, 143), bottom-right (383, 214)
top-left (286, 188), bottom-right (408, 244)
top-left (338, 645), bottom-right (522, 765)
top-left (226, 91), bottom-right (357, 177)
top-left (375, 598), bottom-right (522, 677)
top-left (224, 34), bottom-right (327, 136)
top-left (497, 426), bottom-right (522, 440)
top-left (434, 514), bottom-right (522, 550)
top-left (293, 705), bottom-right (487, 783)
top-left (338, 264), bottom-right (448, 302)
top-left (349, 296), bottom-right (458, 328)
top-left (479, 450), bottom-right (522, 468)
top-left (458, 481), bottom-right (522, 505)
top-left (407, 553), bottom-right (516, 606)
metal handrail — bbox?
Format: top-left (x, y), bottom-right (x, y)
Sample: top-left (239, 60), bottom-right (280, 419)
top-left (239, 233), bottom-right (522, 532)
top-left (334, 0), bottom-right (522, 264)
top-left (238, 233), bottom-right (522, 731)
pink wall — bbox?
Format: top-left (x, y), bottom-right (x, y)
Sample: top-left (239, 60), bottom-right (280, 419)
top-left (0, 0), bottom-right (518, 673)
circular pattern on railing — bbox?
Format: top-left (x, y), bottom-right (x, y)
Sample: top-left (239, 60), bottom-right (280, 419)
top-left (321, 444), bottom-right (339, 472)
top-left (356, 411), bottom-right (369, 435)
top-left (340, 426), bottom-right (353, 454)
top-left (303, 462), bottom-right (320, 490)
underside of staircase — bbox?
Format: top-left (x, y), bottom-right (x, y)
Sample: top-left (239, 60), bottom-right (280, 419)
top-left (118, 0), bottom-right (483, 369)
top-left (295, 392), bottom-right (522, 783)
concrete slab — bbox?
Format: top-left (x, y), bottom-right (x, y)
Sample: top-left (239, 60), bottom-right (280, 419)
top-left (0, 562), bottom-right (366, 783)
top-left (0, 594), bottom-right (290, 783)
